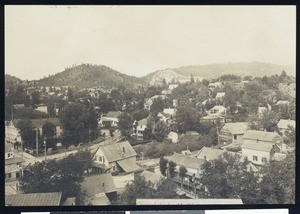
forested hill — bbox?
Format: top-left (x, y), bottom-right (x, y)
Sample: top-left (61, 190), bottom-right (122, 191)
top-left (174, 62), bottom-right (295, 79)
top-left (5, 74), bottom-right (22, 88)
top-left (37, 64), bottom-right (147, 89)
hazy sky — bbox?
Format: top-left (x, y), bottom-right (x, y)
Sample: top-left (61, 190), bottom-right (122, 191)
top-left (5, 5), bottom-right (296, 80)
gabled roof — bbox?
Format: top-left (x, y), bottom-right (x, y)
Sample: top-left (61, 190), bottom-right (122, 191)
top-left (243, 130), bottom-right (280, 142)
top-left (138, 118), bottom-right (148, 126)
top-left (242, 140), bottom-right (276, 152)
top-left (221, 122), bottom-right (248, 135)
top-left (95, 141), bottom-right (137, 163)
top-left (81, 174), bottom-right (117, 198)
top-left (139, 170), bottom-right (166, 190)
top-left (277, 119), bottom-right (295, 129)
top-left (5, 192), bottom-right (62, 206)
top-left (167, 153), bottom-right (204, 170)
top-left (106, 111), bottom-right (122, 118)
top-left (196, 147), bottom-right (226, 161)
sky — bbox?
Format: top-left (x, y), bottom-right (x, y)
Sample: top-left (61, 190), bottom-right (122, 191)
top-left (5, 5), bottom-right (296, 80)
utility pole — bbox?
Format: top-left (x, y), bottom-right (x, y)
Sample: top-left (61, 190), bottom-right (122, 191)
top-left (36, 128), bottom-right (39, 155)
top-left (44, 140), bottom-right (47, 161)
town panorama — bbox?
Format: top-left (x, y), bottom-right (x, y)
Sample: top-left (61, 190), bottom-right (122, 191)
top-left (5, 62), bottom-right (295, 206)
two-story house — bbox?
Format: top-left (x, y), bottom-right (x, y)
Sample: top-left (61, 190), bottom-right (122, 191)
top-left (133, 118), bottom-right (148, 140)
top-left (99, 111), bottom-right (122, 127)
top-left (92, 141), bottom-right (140, 174)
top-left (5, 143), bottom-right (23, 181)
top-left (218, 122), bottom-right (248, 145)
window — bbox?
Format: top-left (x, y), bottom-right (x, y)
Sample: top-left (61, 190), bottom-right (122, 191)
top-left (233, 135), bottom-right (237, 140)
top-left (253, 156), bottom-right (258, 161)
top-left (103, 157), bottom-right (105, 163)
top-left (113, 166), bottom-right (116, 171)
top-left (99, 156), bottom-right (102, 162)
top-left (8, 153), bottom-right (10, 158)
top-left (262, 157), bottom-right (267, 163)
top-left (6, 173), bottom-right (11, 179)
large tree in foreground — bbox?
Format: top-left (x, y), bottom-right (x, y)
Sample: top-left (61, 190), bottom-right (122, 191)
top-left (199, 153), bottom-right (260, 204)
top-left (117, 112), bottom-right (134, 138)
top-left (113, 174), bottom-right (178, 205)
top-left (19, 151), bottom-right (92, 203)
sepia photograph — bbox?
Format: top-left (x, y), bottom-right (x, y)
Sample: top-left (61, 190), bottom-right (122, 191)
top-left (5, 5), bottom-right (296, 206)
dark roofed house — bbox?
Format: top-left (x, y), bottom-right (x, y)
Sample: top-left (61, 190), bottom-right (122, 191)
top-left (81, 173), bottom-right (117, 205)
top-left (5, 192), bottom-right (62, 206)
top-left (92, 141), bottom-right (140, 174)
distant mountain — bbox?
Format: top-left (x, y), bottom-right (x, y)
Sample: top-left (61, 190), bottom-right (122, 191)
top-left (174, 62), bottom-right (295, 79)
top-left (142, 68), bottom-right (203, 86)
top-left (144, 62), bottom-right (295, 85)
top-left (37, 64), bottom-right (147, 89)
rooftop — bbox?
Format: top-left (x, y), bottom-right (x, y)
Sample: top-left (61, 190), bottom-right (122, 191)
top-left (5, 192), bottom-right (62, 206)
top-left (167, 153), bottom-right (204, 170)
top-left (136, 198), bottom-right (243, 205)
top-left (106, 111), bottom-right (122, 118)
top-left (221, 122), bottom-right (248, 135)
top-left (277, 119), bottom-right (295, 130)
top-left (94, 141), bottom-right (137, 163)
top-left (243, 130), bottom-right (280, 142)
top-left (242, 140), bottom-right (276, 152)
top-left (81, 174), bottom-right (117, 197)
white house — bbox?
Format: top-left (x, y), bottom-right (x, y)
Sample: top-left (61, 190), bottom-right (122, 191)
top-left (92, 141), bottom-right (140, 174)
top-left (133, 118), bottom-right (148, 140)
top-left (99, 111), bottom-right (122, 127)
top-left (215, 92), bottom-right (225, 100)
top-left (5, 143), bottom-right (23, 181)
top-left (241, 140), bottom-right (280, 165)
top-left (168, 131), bottom-right (179, 143)
top-left (277, 119), bottom-right (295, 135)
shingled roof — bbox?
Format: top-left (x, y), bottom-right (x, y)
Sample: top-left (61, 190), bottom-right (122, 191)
top-left (167, 153), bottom-right (204, 170)
top-left (81, 173), bottom-right (117, 196)
top-left (243, 130), bottom-right (280, 142)
top-left (221, 122), bottom-right (248, 135)
top-left (5, 192), bottom-right (62, 206)
top-left (242, 140), bottom-right (277, 152)
top-left (94, 141), bottom-right (137, 163)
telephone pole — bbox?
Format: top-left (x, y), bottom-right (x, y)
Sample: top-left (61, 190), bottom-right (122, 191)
top-left (36, 128), bottom-right (39, 155)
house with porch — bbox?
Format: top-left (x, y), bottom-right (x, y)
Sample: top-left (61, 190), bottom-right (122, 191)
top-left (133, 118), bottom-right (148, 140)
top-left (166, 153), bottom-right (204, 190)
top-left (99, 111), bottom-right (122, 127)
top-left (92, 141), bottom-right (140, 174)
